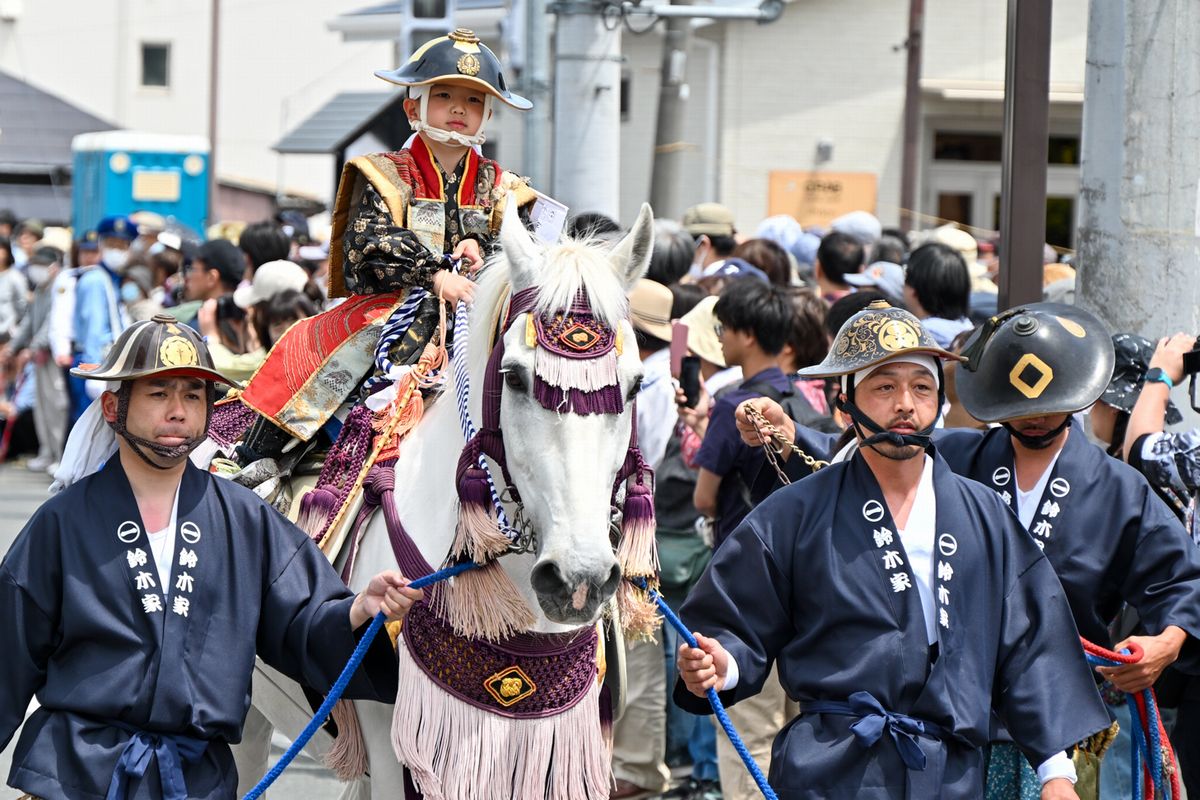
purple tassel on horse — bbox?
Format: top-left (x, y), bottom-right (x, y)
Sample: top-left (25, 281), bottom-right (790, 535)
top-left (452, 437), bottom-right (512, 561)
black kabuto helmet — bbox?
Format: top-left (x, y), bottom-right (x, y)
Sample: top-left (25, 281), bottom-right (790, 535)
top-left (375, 28), bottom-right (532, 110)
top-left (956, 302), bottom-right (1114, 424)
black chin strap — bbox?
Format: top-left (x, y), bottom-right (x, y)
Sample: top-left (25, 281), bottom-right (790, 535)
top-left (836, 368), bottom-right (945, 452)
top-left (1002, 415), bottom-right (1073, 450)
top-left (111, 384), bottom-right (212, 469)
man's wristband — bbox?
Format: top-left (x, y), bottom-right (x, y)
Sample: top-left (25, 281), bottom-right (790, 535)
top-left (1145, 368), bottom-right (1174, 389)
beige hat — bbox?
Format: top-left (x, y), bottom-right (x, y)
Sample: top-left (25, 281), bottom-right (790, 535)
top-left (628, 278), bottom-right (673, 342)
top-left (682, 203), bottom-right (735, 238)
top-left (234, 260), bottom-right (309, 309)
top-left (679, 295), bottom-right (726, 368)
top-left (933, 225), bottom-right (978, 262)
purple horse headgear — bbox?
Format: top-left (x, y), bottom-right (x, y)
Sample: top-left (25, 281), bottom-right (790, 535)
top-left (447, 285), bottom-right (660, 640)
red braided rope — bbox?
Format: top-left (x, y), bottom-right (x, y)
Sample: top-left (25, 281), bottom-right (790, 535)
top-left (1080, 637), bottom-right (1182, 799)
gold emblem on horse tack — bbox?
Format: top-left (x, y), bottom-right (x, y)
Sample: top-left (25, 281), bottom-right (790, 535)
top-left (559, 323), bottom-right (601, 352)
top-left (457, 53), bottom-right (481, 77)
top-left (160, 336), bottom-right (199, 367)
top-left (485, 665), bottom-right (537, 707)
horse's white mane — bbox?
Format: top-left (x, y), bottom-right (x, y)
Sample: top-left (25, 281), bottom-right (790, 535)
top-left (466, 235), bottom-right (631, 380)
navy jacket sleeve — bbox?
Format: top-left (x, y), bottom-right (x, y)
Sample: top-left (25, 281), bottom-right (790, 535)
top-left (1117, 482), bottom-right (1200, 671)
top-left (990, 513), bottom-right (1111, 765)
top-left (254, 505), bottom-right (398, 703)
top-left (672, 509), bottom-right (795, 715)
top-left (0, 508), bottom-right (62, 753)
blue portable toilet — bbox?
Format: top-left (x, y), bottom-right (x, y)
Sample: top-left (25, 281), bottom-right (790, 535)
top-left (71, 131), bottom-right (210, 236)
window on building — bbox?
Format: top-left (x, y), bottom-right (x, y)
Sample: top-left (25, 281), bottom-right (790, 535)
top-left (141, 43), bottom-right (170, 88)
top-left (620, 72), bottom-right (630, 122)
top-left (933, 131), bottom-right (1081, 166)
top-left (411, 0), bottom-right (447, 16)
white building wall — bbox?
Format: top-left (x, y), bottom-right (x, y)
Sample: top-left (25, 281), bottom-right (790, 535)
top-left (0, 0), bottom-right (1092, 230)
top-left (0, 0), bottom-right (394, 210)
top-left (715, 0), bottom-right (910, 232)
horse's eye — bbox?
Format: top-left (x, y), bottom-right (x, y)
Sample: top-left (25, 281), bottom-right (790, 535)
top-left (504, 370), bottom-right (526, 390)
top-left (627, 377), bottom-right (642, 401)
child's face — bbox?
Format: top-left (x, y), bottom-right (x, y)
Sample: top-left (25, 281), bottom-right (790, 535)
top-left (412, 83), bottom-right (487, 136)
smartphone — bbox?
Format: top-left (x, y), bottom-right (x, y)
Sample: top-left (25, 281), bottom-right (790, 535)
top-left (670, 321), bottom-right (690, 378)
top-left (680, 356), bottom-right (702, 408)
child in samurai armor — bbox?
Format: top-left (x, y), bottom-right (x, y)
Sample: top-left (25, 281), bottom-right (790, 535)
top-left (328, 27), bottom-right (537, 307)
top-left (226, 29), bottom-right (538, 466)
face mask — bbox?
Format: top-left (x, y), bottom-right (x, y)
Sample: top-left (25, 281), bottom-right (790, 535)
top-left (25, 265), bottom-right (49, 288)
top-left (102, 248), bottom-right (129, 271)
top-left (121, 282), bottom-right (143, 303)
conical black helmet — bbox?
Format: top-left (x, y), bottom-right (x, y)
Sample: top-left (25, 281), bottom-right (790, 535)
top-left (956, 302), bottom-right (1114, 422)
top-left (375, 28), bottom-right (531, 110)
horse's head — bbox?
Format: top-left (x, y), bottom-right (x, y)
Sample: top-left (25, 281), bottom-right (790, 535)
top-left (474, 198), bottom-right (653, 625)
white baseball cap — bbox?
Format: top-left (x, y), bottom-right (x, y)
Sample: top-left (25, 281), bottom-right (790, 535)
top-left (234, 260), bottom-right (309, 309)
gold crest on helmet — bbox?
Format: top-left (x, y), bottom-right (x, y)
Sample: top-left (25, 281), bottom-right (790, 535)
top-left (878, 319), bottom-right (921, 352)
top-left (160, 336), bottom-right (199, 368)
top-left (457, 53), bottom-right (481, 77)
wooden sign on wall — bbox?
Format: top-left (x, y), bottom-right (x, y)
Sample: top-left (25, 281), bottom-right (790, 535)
top-left (768, 171), bottom-right (878, 228)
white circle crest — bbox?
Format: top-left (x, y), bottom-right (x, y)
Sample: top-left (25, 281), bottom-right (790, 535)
top-left (992, 467), bottom-right (1011, 487)
top-left (117, 521), bottom-right (140, 544)
top-left (862, 500), bottom-right (885, 522)
top-left (938, 533), bottom-right (959, 557)
top-left (180, 521), bottom-right (201, 544)
top-left (1049, 478), bottom-right (1070, 498)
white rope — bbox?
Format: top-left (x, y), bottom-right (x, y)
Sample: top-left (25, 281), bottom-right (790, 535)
top-left (451, 292), bottom-right (518, 541)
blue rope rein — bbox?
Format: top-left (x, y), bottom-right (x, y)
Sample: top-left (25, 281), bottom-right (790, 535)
top-left (634, 578), bottom-right (779, 800)
top-left (1083, 648), bottom-right (1174, 800)
top-left (242, 560), bottom-right (479, 800)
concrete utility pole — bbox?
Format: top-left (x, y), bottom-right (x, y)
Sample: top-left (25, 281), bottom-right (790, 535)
top-left (1077, 0), bottom-right (1200, 336)
top-left (551, 4), bottom-right (623, 219)
top-left (649, 3), bottom-right (693, 221)
top-left (523, 0), bottom-right (553, 189)
top-left (207, 0), bottom-right (220, 225)
top-left (997, 0), bottom-right (1052, 310)
top-left (898, 0), bottom-right (924, 234)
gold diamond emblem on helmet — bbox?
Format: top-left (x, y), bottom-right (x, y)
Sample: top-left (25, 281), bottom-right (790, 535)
top-left (878, 319), bottom-right (921, 352)
top-left (457, 53), bottom-right (481, 77)
top-left (160, 336), bottom-right (199, 368)
top-left (1009, 353), bottom-right (1054, 399)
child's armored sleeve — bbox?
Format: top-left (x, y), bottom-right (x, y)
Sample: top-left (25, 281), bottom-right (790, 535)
top-left (342, 183), bottom-right (442, 294)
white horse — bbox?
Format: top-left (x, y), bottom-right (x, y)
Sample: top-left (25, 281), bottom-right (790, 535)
top-left (242, 199), bottom-right (655, 799)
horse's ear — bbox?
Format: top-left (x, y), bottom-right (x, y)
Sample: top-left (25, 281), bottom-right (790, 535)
top-left (608, 203), bottom-right (655, 291)
top-left (499, 192), bottom-right (538, 287)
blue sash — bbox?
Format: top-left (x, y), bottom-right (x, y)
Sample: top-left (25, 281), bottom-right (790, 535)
top-left (103, 720), bottom-right (208, 800)
top-left (803, 691), bottom-right (949, 799)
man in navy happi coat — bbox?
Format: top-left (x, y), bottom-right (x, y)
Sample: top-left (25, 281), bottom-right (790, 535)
top-left (676, 301), bottom-right (1110, 799)
top-left (0, 315), bottom-right (422, 800)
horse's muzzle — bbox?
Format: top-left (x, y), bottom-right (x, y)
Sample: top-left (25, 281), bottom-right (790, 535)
top-left (530, 558), bottom-right (622, 623)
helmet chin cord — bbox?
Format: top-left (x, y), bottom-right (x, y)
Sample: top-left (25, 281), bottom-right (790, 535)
top-left (836, 371), bottom-right (944, 453)
top-left (1002, 415), bottom-right (1073, 450)
top-left (408, 86), bottom-right (492, 147)
top-left (110, 384), bottom-right (212, 470)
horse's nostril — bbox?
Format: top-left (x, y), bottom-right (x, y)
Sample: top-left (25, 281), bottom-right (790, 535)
top-left (601, 563), bottom-right (622, 597)
top-left (530, 560), bottom-right (568, 596)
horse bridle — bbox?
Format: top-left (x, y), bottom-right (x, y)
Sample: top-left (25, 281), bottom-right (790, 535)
top-left (455, 285), bottom-right (649, 557)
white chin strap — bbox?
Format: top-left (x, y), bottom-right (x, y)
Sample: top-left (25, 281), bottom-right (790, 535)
top-left (409, 85), bottom-right (492, 147)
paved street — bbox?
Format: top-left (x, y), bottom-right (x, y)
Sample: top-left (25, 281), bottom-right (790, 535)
top-left (0, 460), bottom-right (343, 799)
